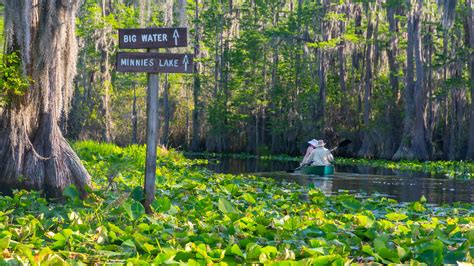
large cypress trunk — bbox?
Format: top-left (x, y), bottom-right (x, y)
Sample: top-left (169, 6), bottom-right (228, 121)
top-left (0, 0), bottom-right (91, 198)
top-left (98, 0), bottom-right (113, 143)
top-left (466, 0), bottom-right (474, 160)
top-left (357, 5), bottom-right (375, 158)
top-left (393, 0), bottom-right (416, 160)
top-left (393, 0), bottom-right (428, 161)
top-left (380, 4), bottom-right (402, 159)
top-left (411, 0), bottom-right (429, 160)
top-left (338, 5), bottom-right (348, 118)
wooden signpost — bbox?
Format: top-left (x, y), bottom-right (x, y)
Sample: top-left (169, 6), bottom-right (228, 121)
top-left (117, 27), bottom-right (193, 213)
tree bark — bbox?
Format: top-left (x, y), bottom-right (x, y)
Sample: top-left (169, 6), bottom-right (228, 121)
top-left (411, 0), bottom-right (429, 160)
top-left (338, 4), bottom-right (348, 118)
top-left (381, 4), bottom-right (401, 159)
top-left (318, 49), bottom-right (326, 133)
top-left (99, 0), bottom-right (113, 143)
top-left (387, 6), bottom-right (400, 99)
top-left (144, 61), bottom-right (160, 214)
top-left (99, 50), bottom-right (113, 142)
top-left (161, 0), bottom-right (173, 146)
top-left (316, 1), bottom-right (329, 135)
top-left (162, 75), bottom-right (170, 145)
top-left (393, 0), bottom-right (416, 160)
top-left (191, 0), bottom-right (202, 151)
top-left (178, 0), bottom-right (187, 26)
top-left (392, 0), bottom-right (428, 160)
top-left (425, 17), bottom-right (434, 157)
top-left (358, 5), bottom-right (375, 158)
top-left (270, 13), bottom-right (280, 154)
top-left (466, 0), bottom-right (474, 160)
top-left (132, 84), bottom-right (138, 144)
top-left (0, 0), bottom-right (91, 198)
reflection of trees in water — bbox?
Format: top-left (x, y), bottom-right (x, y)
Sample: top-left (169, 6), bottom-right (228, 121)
top-left (310, 179), bottom-right (333, 196)
top-left (269, 172), bottom-right (473, 204)
top-left (187, 155), bottom-right (474, 204)
top-left (198, 157), bottom-right (298, 174)
top-left (336, 165), bottom-right (433, 178)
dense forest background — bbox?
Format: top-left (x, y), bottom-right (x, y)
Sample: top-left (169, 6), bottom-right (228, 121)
top-left (7, 0), bottom-right (474, 161)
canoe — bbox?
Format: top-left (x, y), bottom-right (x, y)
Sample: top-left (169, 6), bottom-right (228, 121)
top-left (299, 165), bottom-right (334, 175)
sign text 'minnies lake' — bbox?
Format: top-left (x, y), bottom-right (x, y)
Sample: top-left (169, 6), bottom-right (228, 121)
top-left (116, 52), bottom-right (193, 73)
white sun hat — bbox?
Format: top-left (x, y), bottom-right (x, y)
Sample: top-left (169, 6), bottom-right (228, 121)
top-left (308, 139), bottom-right (318, 147)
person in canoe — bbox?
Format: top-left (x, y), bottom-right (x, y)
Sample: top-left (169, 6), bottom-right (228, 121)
top-left (308, 139), bottom-right (334, 166)
top-left (300, 139), bottom-right (318, 166)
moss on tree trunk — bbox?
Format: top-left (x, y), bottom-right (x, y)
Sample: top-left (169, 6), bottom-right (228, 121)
top-left (0, 0), bottom-right (91, 198)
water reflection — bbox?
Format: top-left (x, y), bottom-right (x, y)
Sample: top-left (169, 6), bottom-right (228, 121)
top-left (186, 155), bottom-right (474, 204)
top-left (267, 172), bottom-right (474, 204)
top-left (192, 156), bottom-right (299, 174)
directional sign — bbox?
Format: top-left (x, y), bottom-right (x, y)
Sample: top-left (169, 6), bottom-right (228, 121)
top-left (119, 28), bottom-right (187, 49)
top-left (116, 52), bottom-right (193, 73)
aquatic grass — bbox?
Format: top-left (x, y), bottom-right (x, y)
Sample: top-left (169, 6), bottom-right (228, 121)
top-left (334, 158), bottom-right (474, 179)
top-left (184, 151), bottom-right (298, 162)
top-left (0, 141), bottom-right (471, 264)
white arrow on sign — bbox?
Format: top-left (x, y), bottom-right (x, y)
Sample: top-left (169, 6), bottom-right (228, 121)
top-left (183, 55), bottom-right (189, 72)
top-left (173, 29), bottom-right (180, 46)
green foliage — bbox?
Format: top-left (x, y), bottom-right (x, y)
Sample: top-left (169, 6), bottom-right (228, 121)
top-left (68, 0), bottom-right (474, 161)
top-left (0, 52), bottom-right (31, 102)
top-left (335, 158), bottom-right (474, 179)
top-left (0, 141), bottom-right (471, 264)
top-left (0, 4), bottom-right (4, 51)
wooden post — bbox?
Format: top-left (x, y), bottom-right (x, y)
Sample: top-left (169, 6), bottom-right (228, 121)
top-left (132, 83), bottom-right (138, 144)
top-left (116, 27), bottom-right (192, 214)
top-left (144, 49), bottom-right (160, 214)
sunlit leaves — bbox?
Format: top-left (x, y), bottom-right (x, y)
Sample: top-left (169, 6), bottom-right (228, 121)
top-left (0, 142), bottom-right (471, 264)
top-left (283, 216), bottom-right (302, 231)
top-left (354, 214), bottom-right (375, 228)
top-left (218, 197), bottom-right (238, 214)
top-left (241, 193), bottom-right (256, 204)
top-left (339, 196), bottom-right (362, 211)
top-left (386, 212), bottom-right (408, 221)
top-left (122, 201), bottom-right (145, 220)
top-left (0, 52), bottom-right (31, 102)
top-left (0, 232), bottom-right (11, 249)
top-left (151, 197), bottom-right (171, 213)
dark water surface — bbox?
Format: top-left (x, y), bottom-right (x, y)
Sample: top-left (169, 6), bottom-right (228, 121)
top-left (187, 155), bottom-right (474, 204)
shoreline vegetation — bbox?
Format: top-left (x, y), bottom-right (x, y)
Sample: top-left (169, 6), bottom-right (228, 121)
top-left (184, 151), bottom-right (474, 179)
top-left (1, 140), bottom-right (469, 264)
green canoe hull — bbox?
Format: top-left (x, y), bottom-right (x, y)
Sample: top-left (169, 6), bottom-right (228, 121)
top-left (300, 165), bottom-right (334, 175)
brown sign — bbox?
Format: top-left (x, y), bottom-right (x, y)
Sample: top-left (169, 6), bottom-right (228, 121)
top-left (116, 52), bottom-right (193, 73)
top-left (119, 28), bottom-right (187, 49)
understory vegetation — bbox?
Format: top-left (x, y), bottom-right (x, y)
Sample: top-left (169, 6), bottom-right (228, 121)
top-left (0, 141), bottom-right (471, 264)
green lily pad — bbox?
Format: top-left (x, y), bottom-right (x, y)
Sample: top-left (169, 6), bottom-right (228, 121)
top-left (218, 197), bottom-right (238, 214)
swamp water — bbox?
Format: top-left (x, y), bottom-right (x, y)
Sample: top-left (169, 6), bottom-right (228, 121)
top-left (187, 155), bottom-right (474, 204)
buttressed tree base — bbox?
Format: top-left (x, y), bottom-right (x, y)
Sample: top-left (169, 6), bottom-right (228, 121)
top-left (0, 0), bottom-right (91, 198)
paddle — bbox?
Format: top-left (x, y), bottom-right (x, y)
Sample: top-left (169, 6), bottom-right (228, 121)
top-left (330, 139), bottom-right (352, 152)
top-left (286, 139), bottom-right (352, 173)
